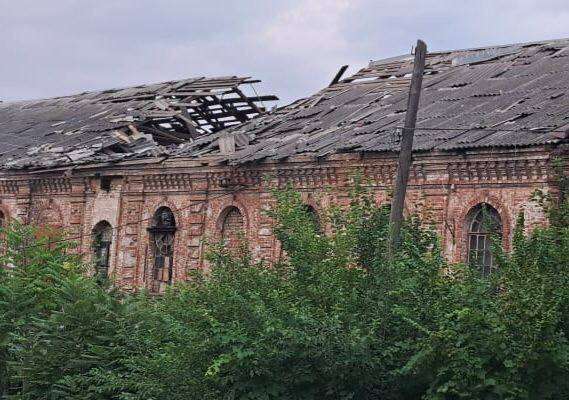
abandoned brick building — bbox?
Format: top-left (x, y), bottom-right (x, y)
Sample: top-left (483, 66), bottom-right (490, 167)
top-left (1, 39), bottom-right (569, 291)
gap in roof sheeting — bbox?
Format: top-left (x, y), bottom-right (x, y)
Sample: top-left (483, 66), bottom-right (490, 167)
top-left (0, 76), bottom-right (278, 169)
top-left (171, 39), bottom-right (569, 165)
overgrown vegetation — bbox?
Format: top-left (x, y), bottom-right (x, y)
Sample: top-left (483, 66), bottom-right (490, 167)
top-left (1, 180), bottom-right (569, 399)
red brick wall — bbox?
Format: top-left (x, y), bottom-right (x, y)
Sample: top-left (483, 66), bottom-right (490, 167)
top-left (0, 147), bottom-right (559, 289)
top-left (221, 207), bottom-right (245, 250)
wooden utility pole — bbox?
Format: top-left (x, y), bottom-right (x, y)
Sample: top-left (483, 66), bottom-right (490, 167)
top-left (388, 39), bottom-right (427, 255)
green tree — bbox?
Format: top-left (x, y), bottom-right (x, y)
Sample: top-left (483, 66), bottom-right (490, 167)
top-left (2, 178), bottom-right (569, 399)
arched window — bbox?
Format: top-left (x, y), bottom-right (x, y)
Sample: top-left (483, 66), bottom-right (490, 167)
top-left (91, 221), bottom-right (112, 281)
top-left (302, 204), bottom-right (321, 232)
top-left (467, 203), bottom-right (502, 276)
top-left (148, 207), bottom-right (176, 292)
top-left (221, 206), bottom-right (244, 250)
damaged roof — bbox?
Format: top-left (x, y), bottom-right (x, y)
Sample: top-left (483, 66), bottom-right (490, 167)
top-left (175, 38), bottom-right (569, 164)
top-left (0, 76), bottom-right (277, 169)
top-left (4, 39), bottom-right (569, 171)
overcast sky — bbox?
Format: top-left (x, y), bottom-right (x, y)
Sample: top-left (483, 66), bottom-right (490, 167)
top-left (1, 0), bottom-right (569, 106)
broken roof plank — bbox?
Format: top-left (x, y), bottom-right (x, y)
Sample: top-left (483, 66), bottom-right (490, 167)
top-left (0, 75), bottom-right (277, 169)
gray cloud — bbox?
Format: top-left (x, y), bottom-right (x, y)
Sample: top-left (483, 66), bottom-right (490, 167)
top-left (1, 0), bottom-right (568, 105)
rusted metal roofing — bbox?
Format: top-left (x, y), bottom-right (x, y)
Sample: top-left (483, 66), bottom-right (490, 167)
top-left (0, 76), bottom-right (277, 169)
top-left (175, 39), bottom-right (569, 165)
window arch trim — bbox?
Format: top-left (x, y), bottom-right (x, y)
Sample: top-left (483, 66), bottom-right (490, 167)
top-left (218, 206), bottom-right (246, 248)
top-left (91, 220), bottom-right (113, 280)
top-left (147, 206), bottom-right (177, 234)
top-left (454, 195), bottom-right (511, 264)
top-left (215, 203), bottom-right (249, 234)
top-left (465, 202), bottom-right (503, 276)
top-left (147, 207), bottom-right (177, 292)
top-left (302, 204), bottom-right (321, 232)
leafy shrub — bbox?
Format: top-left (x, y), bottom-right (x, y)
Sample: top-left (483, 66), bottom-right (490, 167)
top-left (1, 182), bottom-right (569, 399)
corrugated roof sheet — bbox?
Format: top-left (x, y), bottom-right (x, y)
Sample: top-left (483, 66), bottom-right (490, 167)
top-left (174, 38), bottom-right (569, 164)
top-left (0, 76), bottom-right (277, 169)
top-left (3, 39), bottom-right (569, 170)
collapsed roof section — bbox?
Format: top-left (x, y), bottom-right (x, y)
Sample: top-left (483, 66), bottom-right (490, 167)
top-left (176, 38), bottom-right (569, 164)
top-left (0, 76), bottom-right (277, 169)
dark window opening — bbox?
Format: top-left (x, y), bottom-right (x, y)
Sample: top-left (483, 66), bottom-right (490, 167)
top-left (302, 204), bottom-right (321, 232)
top-left (467, 204), bottom-right (502, 277)
top-left (104, 144), bottom-right (129, 154)
top-left (91, 221), bottom-right (112, 282)
top-left (100, 176), bottom-right (112, 192)
top-left (148, 207), bottom-right (176, 293)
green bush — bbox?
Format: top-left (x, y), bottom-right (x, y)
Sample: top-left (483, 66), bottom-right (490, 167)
top-left (1, 182), bottom-right (569, 399)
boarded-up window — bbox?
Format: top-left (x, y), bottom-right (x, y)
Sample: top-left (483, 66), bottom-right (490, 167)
top-left (221, 207), bottom-right (244, 249)
top-left (148, 207), bottom-right (176, 293)
top-left (91, 221), bottom-right (112, 281)
top-left (467, 203), bottom-right (502, 277)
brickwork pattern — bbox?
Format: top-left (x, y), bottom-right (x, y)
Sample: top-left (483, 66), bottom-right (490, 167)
top-left (0, 148), bottom-right (559, 289)
top-left (221, 207), bottom-right (245, 250)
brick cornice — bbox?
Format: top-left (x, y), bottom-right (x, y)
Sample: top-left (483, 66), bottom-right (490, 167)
top-left (0, 149), bottom-right (556, 195)
top-left (0, 179), bottom-right (18, 195)
top-left (29, 177), bottom-right (72, 194)
top-left (143, 173), bottom-right (192, 192)
top-left (447, 158), bottom-right (549, 184)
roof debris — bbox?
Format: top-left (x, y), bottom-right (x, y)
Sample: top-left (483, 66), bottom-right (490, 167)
top-left (0, 76), bottom-right (277, 169)
top-left (3, 39), bottom-right (569, 170)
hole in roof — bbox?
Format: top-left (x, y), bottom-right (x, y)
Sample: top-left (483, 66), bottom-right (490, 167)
top-left (540, 48), bottom-right (558, 56)
top-left (352, 77), bottom-right (379, 83)
top-left (105, 144), bottom-right (128, 154)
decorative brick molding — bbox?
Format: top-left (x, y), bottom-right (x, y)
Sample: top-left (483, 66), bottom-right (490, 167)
top-left (0, 148), bottom-right (559, 288)
top-left (29, 177), bottom-right (72, 194)
top-left (143, 173), bottom-right (193, 192)
top-left (0, 180), bottom-right (18, 195)
top-left (447, 158), bottom-right (549, 183)
top-left (209, 169), bottom-right (262, 189)
top-left (276, 166), bottom-right (340, 188)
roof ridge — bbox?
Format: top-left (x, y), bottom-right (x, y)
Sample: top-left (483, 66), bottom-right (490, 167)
top-left (369, 37), bottom-right (569, 66)
top-left (1, 75), bottom-right (249, 105)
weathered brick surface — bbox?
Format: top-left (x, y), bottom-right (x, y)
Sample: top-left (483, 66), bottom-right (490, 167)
top-left (0, 147), bottom-right (561, 289)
